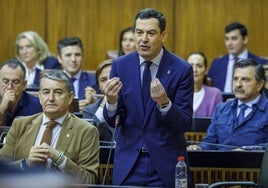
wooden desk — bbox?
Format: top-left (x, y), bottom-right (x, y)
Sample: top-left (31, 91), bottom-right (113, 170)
top-left (99, 147), bottom-right (263, 186)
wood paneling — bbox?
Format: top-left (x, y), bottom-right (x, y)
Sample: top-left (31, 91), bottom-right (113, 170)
top-left (174, 0), bottom-right (268, 65)
top-left (0, 0), bottom-right (46, 61)
top-left (0, 0), bottom-right (267, 70)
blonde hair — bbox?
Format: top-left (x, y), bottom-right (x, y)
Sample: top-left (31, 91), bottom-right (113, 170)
top-left (15, 31), bottom-right (52, 65)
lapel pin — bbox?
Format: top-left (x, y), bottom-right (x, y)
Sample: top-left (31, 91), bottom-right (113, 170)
top-left (66, 134), bottom-right (70, 138)
top-left (167, 70), bottom-right (171, 74)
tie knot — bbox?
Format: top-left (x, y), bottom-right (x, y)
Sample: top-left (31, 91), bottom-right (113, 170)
top-left (70, 77), bottom-right (76, 83)
top-left (144, 61), bottom-right (152, 68)
top-left (234, 56), bottom-right (239, 64)
top-left (46, 120), bottom-right (58, 129)
top-left (239, 104), bottom-right (248, 111)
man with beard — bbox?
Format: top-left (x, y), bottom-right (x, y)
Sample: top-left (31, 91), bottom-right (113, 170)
top-left (188, 59), bottom-right (268, 151)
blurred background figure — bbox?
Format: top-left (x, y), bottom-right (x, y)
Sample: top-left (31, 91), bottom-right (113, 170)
top-left (0, 59), bottom-right (42, 127)
top-left (57, 36), bottom-right (100, 112)
top-left (15, 31), bottom-right (61, 88)
top-left (187, 52), bottom-right (222, 117)
top-left (207, 22), bottom-right (267, 93)
top-left (83, 59), bottom-right (114, 144)
top-left (118, 27), bottom-right (136, 57)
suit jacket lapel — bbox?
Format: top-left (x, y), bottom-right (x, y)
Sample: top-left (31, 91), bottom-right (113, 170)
top-left (56, 113), bottom-right (74, 152)
top-left (23, 114), bottom-right (42, 148)
top-left (145, 49), bottom-right (173, 119)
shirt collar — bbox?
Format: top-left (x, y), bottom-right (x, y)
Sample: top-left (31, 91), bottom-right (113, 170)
top-left (42, 113), bottom-right (68, 125)
top-left (229, 49), bottom-right (248, 60)
top-left (64, 70), bottom-right (82, 80)
top-left (237, 94), bottom-right (261, 108)
top-left (139, 48), bottom-right (163, 66)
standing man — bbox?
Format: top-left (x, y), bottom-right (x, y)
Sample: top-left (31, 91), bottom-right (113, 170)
top-left (0, 70), bottom-right (99, 184)
top-left (57, 37), bottom-right (100, 112)
top-left (208, 22), bottom-right (267, 93)
top-left (103, 8), bottom-right (193, 187)
top-left (0, 58), bottom-right (42, 127)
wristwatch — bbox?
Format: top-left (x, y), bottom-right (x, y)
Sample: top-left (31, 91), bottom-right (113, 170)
top-left (158, 101), bottom-right (169, 109)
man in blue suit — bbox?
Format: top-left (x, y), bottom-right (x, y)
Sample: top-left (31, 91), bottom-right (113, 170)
top-left (103, 8), bottom-right (194, 187)
top-left (208, 22), bottom-right (267, 93)
top-left (57, 37), bottom-right (100, 112)
top-left (0, 59), bottom-right (42, 127)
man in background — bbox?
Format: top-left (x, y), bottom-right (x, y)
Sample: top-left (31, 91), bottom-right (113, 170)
top-left (208, 22), bottom-right (267, 93)
top-left (57, 37), bottom-right (100, 112)
top-left (188, 59), bottom-right (268, 151)
top-left (0, 59), bottom-right (42, 127)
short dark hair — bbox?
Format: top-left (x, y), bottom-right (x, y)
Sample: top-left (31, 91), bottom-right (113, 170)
top-left (134, 8), bottom-right (166, 33)
top-left (0, 58), bottom-right (26, 79)
top-left (235, 59), bottom-right (266, 88)
top-left (225, 22), bottom-right (248, 39)
top-left (40, 70), bottom-right (72, 93)
top-left (57, 37), bottom-right (83, 55)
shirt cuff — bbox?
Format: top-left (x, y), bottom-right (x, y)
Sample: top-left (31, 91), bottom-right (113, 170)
top-left (106, 101), bottom-right (117, 117)
top-left (158, 99), bottom-right (171, 115)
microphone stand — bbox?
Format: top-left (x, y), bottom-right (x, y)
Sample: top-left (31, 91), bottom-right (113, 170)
top-left (101, 115), bottom-right (120, 185)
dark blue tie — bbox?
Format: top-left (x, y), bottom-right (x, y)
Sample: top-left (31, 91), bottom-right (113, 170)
top-left (237, 104), bottom-right (248, 125)
top-left (142, 61), bottom-right (152, 110)
top-left (70, 77), bottom-right (76, 92)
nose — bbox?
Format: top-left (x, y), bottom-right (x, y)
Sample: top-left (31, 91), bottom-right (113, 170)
top-left (141, 33), bottom-right (149, 42)
top-left (71, 54), bottom-right (76, 62)
top-left (48, 92), bottom-right (55, 101)
top-left (6, 82), bottom-right (14, 89)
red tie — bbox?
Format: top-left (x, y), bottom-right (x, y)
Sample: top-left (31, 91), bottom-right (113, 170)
top-left (40, 120), bottom-right (58, 145)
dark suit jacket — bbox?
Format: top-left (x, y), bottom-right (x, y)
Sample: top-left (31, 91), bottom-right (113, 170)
top-left (207, 52), bottom-right (267, 91)
top-left (77, 71), bottom-right (100, 99)
top-left (0, 113), bottom-right (100, 184)
top-left (104, 47), bottom-right (194, 187)
top-left (83, 98), bottom-right (113, 142)
top-left (1, 91), bottom-right (42, 127)
top-left (32, 56), bottom-right (61, 88)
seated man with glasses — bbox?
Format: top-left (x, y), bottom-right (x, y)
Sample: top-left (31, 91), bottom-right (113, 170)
top-left (0, 58), bottom-right (42, 127)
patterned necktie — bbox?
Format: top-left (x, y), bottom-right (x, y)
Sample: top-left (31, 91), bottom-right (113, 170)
top-left (142, 61), bottom-right (152, 110)
top-left (70, 77), bottom-right (76, 92)
top-left (40, 120), bottom-right (58, 145)
top-left (237, 104), bottom-right (248, 125)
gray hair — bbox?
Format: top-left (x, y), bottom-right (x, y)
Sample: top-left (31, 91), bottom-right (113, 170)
top-left (40, 70), bottom-right (72, 92)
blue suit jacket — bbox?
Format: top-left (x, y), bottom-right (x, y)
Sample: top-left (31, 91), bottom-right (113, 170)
top-left (77, 71), bottom-right (99, 99)
top-left (104, 48), bottom-right (194, 187)
top-left (5, 91), bottom-right (43, 126)
top-left (207, 52), bottom-right (267, 91)
top-left (33, 56), bottom-right (61, 88)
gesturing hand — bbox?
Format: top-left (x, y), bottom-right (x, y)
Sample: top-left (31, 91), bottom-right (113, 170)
top-left (103, 77), bottom-right (122, 104)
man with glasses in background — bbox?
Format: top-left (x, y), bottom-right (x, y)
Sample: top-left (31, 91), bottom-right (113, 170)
top-left (0, 58), bottom-right (42, 127)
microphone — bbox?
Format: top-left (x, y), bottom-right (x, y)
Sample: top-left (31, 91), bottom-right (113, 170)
top-left (187, 140), bottom-right (239, 150)
top-left (101, 115), bottom-right (120, 185)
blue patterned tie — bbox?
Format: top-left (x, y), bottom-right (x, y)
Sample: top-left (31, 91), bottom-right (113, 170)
top-left (142, 61), bottom-right (152, 110)
top-left (237, 104), bottom-right (248, 125)
top-left (70, 77), bottom-right (76, 92)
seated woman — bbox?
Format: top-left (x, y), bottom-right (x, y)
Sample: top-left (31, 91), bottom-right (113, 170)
top-left (187, 52), bottom-right (222, 117)
top-left (118, 27), bottom-right (136, 57)
top-left (15, 31), bottom-right (61, 88)
top-left (83, 59), bottom-right (114, 144)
